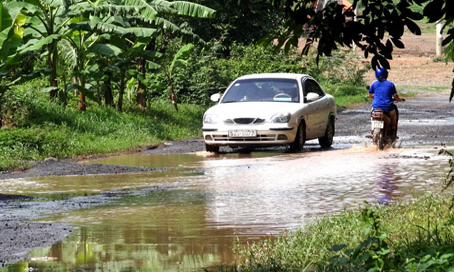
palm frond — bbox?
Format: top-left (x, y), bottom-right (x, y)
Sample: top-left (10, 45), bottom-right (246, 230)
top-left (123, 0), bottom-right (173, 19)
top-left (168, 1), bottom-right (215, 18)
top-left (58, 38), bottom-right (77, 69)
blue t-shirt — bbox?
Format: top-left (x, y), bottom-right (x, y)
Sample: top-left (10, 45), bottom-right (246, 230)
top-left (369, 80), bottom-right (397, 111)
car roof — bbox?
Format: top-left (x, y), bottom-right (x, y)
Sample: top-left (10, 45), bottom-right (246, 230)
top-left (235, 73), bottom-right (311, 80)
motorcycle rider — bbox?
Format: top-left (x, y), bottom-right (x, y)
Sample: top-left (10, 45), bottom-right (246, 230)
top-left (368, 67), bottom-right (403, 136)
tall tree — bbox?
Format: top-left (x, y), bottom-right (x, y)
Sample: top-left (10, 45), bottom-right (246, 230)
top-left (268, 0), bottom-right (453, 100)
top-left (183, 0), bottom-right (285, 55)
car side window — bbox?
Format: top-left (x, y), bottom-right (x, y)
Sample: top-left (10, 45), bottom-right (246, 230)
top-left (302, 79), bottom-right (325, 102)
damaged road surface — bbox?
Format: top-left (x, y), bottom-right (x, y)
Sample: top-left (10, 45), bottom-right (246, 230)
top-left (1, 90), bottom-right (454, 271)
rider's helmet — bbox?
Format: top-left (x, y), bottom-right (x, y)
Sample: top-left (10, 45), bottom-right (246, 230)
top-left (375, 67), bottom-right (388, 80)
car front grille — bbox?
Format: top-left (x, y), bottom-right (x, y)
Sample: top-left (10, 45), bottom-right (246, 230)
top-left (211, 134), bottom-right (276, 142)
top-left (231, 118), bottom-right (265, 124)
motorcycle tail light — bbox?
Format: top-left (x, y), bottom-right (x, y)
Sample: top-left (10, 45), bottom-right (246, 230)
top-left (371, 111), bottom-right (384, 119)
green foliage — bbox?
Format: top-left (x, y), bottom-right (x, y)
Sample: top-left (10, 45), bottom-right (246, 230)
top-left (183, 0), bottom-right (285, 50)
top-left (323, 208), bottom-right (393, 271)
top-left (322, 203), bottom-right (454, 271)
top-left (147, 41), bottom-right (367, 108)
top-left (150, 42), bottom-right (301, 103)
top-left (152, 42), bottom-right (367, 105)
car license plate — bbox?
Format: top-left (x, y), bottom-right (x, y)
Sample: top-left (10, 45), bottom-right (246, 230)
top-left (371, 120), bottom-right (384, 129)
top-left (228, 129), bottom-right (257, 137)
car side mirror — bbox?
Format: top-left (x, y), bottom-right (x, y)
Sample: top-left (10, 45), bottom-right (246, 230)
top-left (306, 92), bottom-right (320, 102)
top-left (210, 93), bottom-right (221, 102)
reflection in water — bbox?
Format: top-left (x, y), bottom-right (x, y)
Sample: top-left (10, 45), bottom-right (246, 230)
top-left (1, 148), bottom-right (450, 272)
top-left (25, 190), bottom-right (246, 271)
top-left (371, 165), bottom-right (402, 204)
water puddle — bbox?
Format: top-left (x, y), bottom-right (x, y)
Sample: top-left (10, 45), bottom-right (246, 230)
top-left (2, 147), bottom-right (451, 271)
top-left (85, 152), bottom-right (281, 168)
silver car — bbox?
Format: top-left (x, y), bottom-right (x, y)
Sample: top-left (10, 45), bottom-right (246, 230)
top-left (202, 73), bottom-right (336, 153)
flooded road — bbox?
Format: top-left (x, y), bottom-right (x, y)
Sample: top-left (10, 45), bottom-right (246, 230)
top-left (1, 145), bottom-right (450, 271)
top-left (1, 89), bottom-right (454, 271)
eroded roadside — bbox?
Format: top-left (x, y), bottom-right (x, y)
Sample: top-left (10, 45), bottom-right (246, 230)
top-left (1, 88), bottom-right (453, 266)
top-left (0, 141), bottom-right (205, 265)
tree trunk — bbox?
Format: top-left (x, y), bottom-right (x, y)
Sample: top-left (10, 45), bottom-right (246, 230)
top-left (79, 76), bottom-right (86, 111)
top-left (99, 59), bottom-right (114, 108)
top-left (77, 45), bottom-right (86, 111)
top-left (436, 20), bottom-right (443, 57)
top-left (117, 69), bottom-right (125, 112)
top-left (49, 43), bottom-right (58, 100)
top-left (136, 57), bottom-right (147, 108)
top-left (79, 92), bottom-right (86, 111)
top-left (104, 72), bottom-right (114, 108)
top-left (168, 78), bottom-right (178, 112)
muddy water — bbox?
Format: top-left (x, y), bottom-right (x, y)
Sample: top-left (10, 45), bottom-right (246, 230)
top-left (6, 147), bottom-right (450, 271)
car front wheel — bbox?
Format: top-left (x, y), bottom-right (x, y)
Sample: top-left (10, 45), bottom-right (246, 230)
top-left (290, 122), bottom-right (305, 152)
top-left (318, 118), bottom-right (335, 148)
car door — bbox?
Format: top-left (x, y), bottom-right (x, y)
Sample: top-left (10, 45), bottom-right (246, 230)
top-left (302, 78), bottom-right (328, 139)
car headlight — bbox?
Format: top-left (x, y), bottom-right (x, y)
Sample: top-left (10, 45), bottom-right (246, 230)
top-left (204, 114), bottom-right (219, 124)
top-left (270, 112), bottom-right (291, 123)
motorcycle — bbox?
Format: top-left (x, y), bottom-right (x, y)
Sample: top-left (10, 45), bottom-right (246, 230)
top-left (370, 99), bottom-right (404, 150)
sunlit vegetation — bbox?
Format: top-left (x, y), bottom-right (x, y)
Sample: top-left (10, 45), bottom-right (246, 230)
top-left (0, 79), bottom-right (206, 170)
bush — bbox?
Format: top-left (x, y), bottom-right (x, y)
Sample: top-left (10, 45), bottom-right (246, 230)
top-left (150, 42), bottom-right (307, 105)
top-left (149, 42), bottom-right (368, 106)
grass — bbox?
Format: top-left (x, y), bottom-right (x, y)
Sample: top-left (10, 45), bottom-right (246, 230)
top-left (233, 193), bottom-right (454, 271)
top-left (331, 94), bottom-right (369, 110)
top-left (401, 85), bottom-right (451, 93)
top-left (0, 80), bottom-right (207, 170)
top-left (324, 84), bottom-right (369, 109)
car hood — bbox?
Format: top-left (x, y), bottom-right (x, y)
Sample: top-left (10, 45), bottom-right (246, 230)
top-left (205, 102), bottom-right (303, 120)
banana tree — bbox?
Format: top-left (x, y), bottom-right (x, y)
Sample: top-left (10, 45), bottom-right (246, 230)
top-left (64, 11), bottom-right (102, 111)
top-left (0, 2), bottom-right (26, 69)
top-left (121, 0), bottom-right (215, 108)
top-left (163, 43), bottom-right (195, 111)
top-left (58, 0), bottom-right (215, 110)
top-left (67, 2), bottom-right (160, 111)
top-left (100, 35), bottom-right (160, 111)
top-left (0, 2), bottom-right (26, 126)
top-left (17, 0), bottom-right (76, 100)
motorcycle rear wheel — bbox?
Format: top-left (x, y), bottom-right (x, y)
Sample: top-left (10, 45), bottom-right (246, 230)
top-left (373, 128), bottom-right (386, 150)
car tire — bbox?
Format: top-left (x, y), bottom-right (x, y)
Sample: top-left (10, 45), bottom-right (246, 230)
top-left (290, 122), bottom-right (305, 152)
top-left (205, 144), bottom-right (220, 153)
top-left (318, 118), bottom-right (335, 148)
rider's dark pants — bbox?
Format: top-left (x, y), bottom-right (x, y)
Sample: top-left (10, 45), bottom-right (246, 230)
top-left (389, 109), bottom-right (397, 131)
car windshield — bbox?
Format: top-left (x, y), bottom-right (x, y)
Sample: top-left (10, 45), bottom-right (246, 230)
top-left (221, 78), bottom-right (299, 103)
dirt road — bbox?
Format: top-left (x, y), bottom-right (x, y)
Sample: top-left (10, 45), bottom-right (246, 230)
top-left (0, 32), bottom-right (453, 266)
